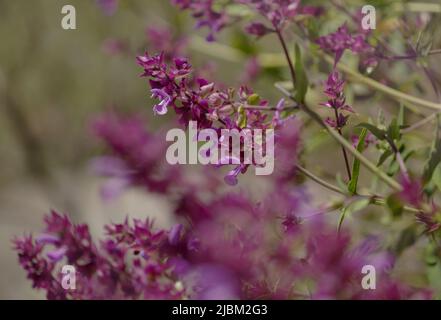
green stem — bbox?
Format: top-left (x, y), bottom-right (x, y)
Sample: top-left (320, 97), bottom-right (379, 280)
top-left (296, 164), bottom-right (420, 214)
top-left (371, 197), bottom-right (421, 214)
top-left (402, 112), bottom-right (439, 133)
top-left (189, 35), bottom-right (403, 191)
top-left (308, 107), bottom-right (403, 191)
top-left (333, 107), bottom-right (352, 180)
top-left (295, 164), bottom-right (346, 195)
top-left (189, 36), bottom-right (441, 112)
top-left (319, 53), bottom-right (441, 111)
top-left (275, 83), bottom-right (403, 191)
top-left (275, 28), bottom-right (297, 87)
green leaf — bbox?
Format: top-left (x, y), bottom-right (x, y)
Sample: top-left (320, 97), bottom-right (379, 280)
top-left (423, 115), bottom-right (441, 184)
top-left (247, 93), bottom-right (261, 105)
top-left (348, 128), bottom-right (367, 194)
top-left (335, 172), bottom-right (347, 191)
top-left (427, 262), bottom-right (441, 299)
top-left (294, 44), bottom-right (308, 103)
top-left (425, 241), bottom-right (439, 266)
top-left (387, 118), bottom-right (400, 141)
top-left (432, 164), bottom-right (441, 192)
top-left (394, 225), bottom-right (417, 255)
top-left (224, 3), bottom-right (253, 17)
top-left (386, 194), bottom-right (404, 218)
top-left (237, 106), bottom-right (247, 129)
top-left (357, 123), bottom-right (387, 140)
top-left (398, 104), bottom-right (405, 127)
top-left (377, 149), bottom-right (394, 166)
top-left (337, 198), bottom-right (370, 233)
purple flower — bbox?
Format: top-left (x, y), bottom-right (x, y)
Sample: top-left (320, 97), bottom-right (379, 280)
top-left (47, 246), bottom-right (68, 262)
top-left (320, 71), bottom-right (353, 129)
top-left (189, 264), bottom-right (240, 300)
top-left (151, 89), bottom-right (171, 115)
top-left (240, 57), bottom-right (262, 84)
top-left (146, 26), bottom-right (188, 60)
top-left (245, 22), bottom-right (271, 38)
top-left (242, 0), bottom-right (301, 29)
top-left (92, 113), bottom-right (182, 194)
top-left (14, 213), bottom-right (188, 299)
top-left (168, 224), bottom-right (184, 246)
top-left (317, 23), bottom-right (372, 66)
top-left (96, 0), bottom-right (118, 16)
top-left (172, 0), bottom-right (322, 40)
top-left (224, 165), bottom-right (243, 186)
top-left (172, 0), bottom-right (229, 42)
top-left (35, 233), bottom-right (60, 245)
top-left (399, 177), bottom-right (423, 207)
top-left (102, 38), bottom-right (128, 55)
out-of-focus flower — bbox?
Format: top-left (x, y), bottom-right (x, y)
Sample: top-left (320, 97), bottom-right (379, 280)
top-left (14, 212), bottom-right (188, 299)
top-left (96, 0), bottom-right (118, 16)
top-left (399, 176), bottom-right (423, 208)
top-left (146, 26), bottom-right (188, 60)
top-left (240, 57), bottom-right (262, 84)
top-left (187, 264), bottom-right (240, 299)
top-left (172, 0), bottom-right (323, 40)
top-left (245, 22), bottom-right (272, 38)
top-left (92, 113), bottom-right (182, 196)
top-left (102, 38), bottom-right (129, 56)
top-left (351, 132), bottom-right (376, 148)
top-left (172, 0), bottom-right (229, 42)
top-left (14, 194), bottom-right (431, 300)
top-left (317, 23), bottom-right (373, 66)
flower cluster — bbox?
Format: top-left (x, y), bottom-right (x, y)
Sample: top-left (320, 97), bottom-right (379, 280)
top-left (321, 71), bottom-right (354, 130)
top-left (241, 0), bottom-right (323, 32)
top-left (92, 113), bottom-right (182, 197)
top-left (146, 26), bottom-right (188, 61)
top-left (137, 51), bottom-right (290, 185)
top-left (13, 0), bottom-right (441, 301)
top-left (172, 0), bottom-right (323, 40)
top-left (316, 23), bottom-right (373, 66)
top-left (14, 211), bottom-right (186, 299)
top-left (14, 192), bottom-right (431, 299)
top-left (96, 0), bottom-right (118, 16)
top-left (172, 0), bottom-right (229, 42)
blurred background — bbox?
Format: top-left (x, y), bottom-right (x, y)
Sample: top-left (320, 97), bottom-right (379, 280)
top-left (0, 0), bottom-right (279, 299)
top-left (0, 0), bottom-right (182, 299)
top-left (1, 0), bottom-right (441, 298)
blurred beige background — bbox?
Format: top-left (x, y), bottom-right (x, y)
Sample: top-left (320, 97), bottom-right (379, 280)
top-left (0, 0), bottom-right (179, 299)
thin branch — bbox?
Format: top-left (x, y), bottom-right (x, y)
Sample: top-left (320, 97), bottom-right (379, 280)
top-left (319, 52), bottom-right (441, 111)
top-left (189, 36), bottom-right (441, 111)
top-left (275, 28), bottom-right (297, 88)
top-left (295, 164), bottom-right (421, 214)
top-left (402, 112), bottom-right (438, 134)
top-left (275, 83), bottom-right (403, 191)
top-left (296, 164), bottom-right (346, 195)
top-left (332, 107), bottom-right (352, 180)
top-left (242, 104), bottom-right (298, 111)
